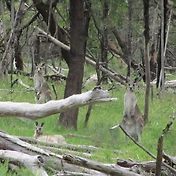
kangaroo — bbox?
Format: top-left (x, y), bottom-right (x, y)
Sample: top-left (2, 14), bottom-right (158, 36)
top-left (33, 63), bottom-right (52, 103)
top-left (34, 122), bottom-right (66, 144)
top-left (121, 82), bottom-right (144, 141)
top-left (123, 82), bottom-right (137, 119)
top-left (36, 82), bottom-right (52, 103)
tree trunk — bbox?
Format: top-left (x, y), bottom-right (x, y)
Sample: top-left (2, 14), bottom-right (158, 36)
top-left (158, 0), bottom-right (165, 89)
top-left (143, 0), bottom-right (150, 123)
top-left (5, 0), bottom-right (24, 71)
top-left (32, 0), bottom-right (70, 64)
top-left (59, 0), bottom-right (90, 129)
top-left (127, 0), bottom-right (132, 79)
top-left (150, 44), bottom-right (157, 81)
top-left (14, 30), bottom-right (23, 71)
top-left (100, 0), bottom-right (109, 83)
top-left (156, 0), bottom-right (169, 88)
top-left (0, 0), bottom-right (24, 76)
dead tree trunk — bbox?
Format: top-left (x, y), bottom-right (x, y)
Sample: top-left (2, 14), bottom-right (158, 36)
top-left (158, 0), bottom-right (165, 90)
top-left (59, 0), bottom-right (90, 129)
top-left (156, 0), bottom-right (170, 89)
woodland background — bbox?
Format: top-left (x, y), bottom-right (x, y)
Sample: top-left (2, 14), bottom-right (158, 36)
top-left (0, 0), bottom-right (176, 175)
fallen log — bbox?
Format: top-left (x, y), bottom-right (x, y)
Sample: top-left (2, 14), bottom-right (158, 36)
top-left (19, 136), bottom-right (121, 156)
top-left (0, 88), bottom-right (116, 119)
top-left (63, 154), bottom-right (141, 176)
top-left (165, 80), bottom-right (176, 89)
top-left (0, 150), bottom-right (48, 176)
top-left (54, 171), bottom-right (93, 176)
top-left (117, 159), bottom-right (157, 173)
top-left (38, 145), bottom-right (92, 158)
top-left (151, 79), bottom-right (176, 89)
top-left (19, 136), bottom-right (99, 153)
top-left (117, 159), bottom-right (174, 175)
top-left (0, 131), bottom-right (106, 175)
top-left (163, 152), bottom-right (176, 168)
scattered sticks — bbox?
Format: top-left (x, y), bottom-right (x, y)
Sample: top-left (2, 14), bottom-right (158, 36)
top-left (119, 124), bottom-right (156, 159)
top-left (118, 115), bottom-right (176, 175)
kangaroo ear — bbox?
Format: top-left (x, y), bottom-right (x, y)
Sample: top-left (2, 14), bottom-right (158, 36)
top-left (41, 122), bottom-right (44, 127)
top-left (35, 121), bottom-right (38, 126)
top-left (40, 62), bottom-right (45, 67)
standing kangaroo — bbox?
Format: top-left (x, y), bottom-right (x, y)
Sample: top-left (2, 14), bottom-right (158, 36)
top-left (123, 82), bottom-right (137, 119)
top-left (33, 63), bottom-right (52, 103)
top-left (121, 82), bottom-right (144, 141)
top-left (34, 122), bottom-right (66, 144)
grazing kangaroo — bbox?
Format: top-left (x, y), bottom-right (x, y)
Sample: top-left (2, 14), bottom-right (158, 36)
top-left (34, 122), bottom-right (66, 144)
top-left (33, 63), bottom-right (52, 103)
top-left (121, 82), bottom-right (144, 141)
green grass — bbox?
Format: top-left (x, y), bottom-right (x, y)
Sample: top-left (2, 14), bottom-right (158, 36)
top-left (0, 74), bottom-right (176, 174)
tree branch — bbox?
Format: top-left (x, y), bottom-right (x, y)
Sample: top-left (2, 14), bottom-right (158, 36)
top-left (0, 88), bottom-right (116, 119)
top-left (36, 27), bottom-right (126, 85)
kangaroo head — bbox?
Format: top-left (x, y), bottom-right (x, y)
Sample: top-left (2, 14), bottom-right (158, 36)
top-left (35, 63), bottom-right (45, 75)
top-left (126, 80), bottom-right (136, 92)
top-left (34, 121), bottom-right (44, 138)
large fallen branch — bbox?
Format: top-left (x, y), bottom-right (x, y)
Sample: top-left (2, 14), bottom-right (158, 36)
top-left (36, 27), bottom-right (126, 86)
top-left (63, 154), bottom-right (141, 176)
top-left (0, 150), bottom-right (48, 176)
top-left (0, 88), bottom-right (116, 119)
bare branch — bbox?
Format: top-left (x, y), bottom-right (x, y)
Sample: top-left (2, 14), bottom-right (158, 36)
top-left (36, 27), bottom-right (126, 85)
top-left (119, 125), bottom-right (176, 174)
top-left (0, 88), bottom-right (116, 119)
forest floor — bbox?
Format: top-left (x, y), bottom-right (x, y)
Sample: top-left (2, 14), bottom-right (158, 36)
top-left (0, 72), bottom-right (176, 175)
